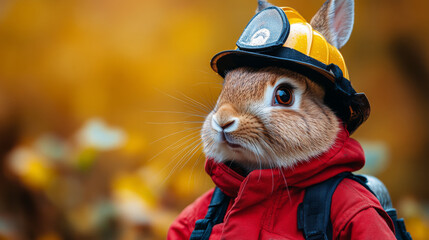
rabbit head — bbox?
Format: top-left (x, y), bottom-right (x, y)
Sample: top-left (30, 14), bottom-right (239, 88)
top-left (201, 0), bottom-right (355, 172)
top-left (201, 67), bottom-right (340, 171)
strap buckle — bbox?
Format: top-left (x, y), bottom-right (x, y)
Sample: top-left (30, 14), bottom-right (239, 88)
top-left (306, 231), bottom-right (329, 240)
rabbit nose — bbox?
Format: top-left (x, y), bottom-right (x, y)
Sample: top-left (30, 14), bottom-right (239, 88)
top-left (211, 115), bottom-right (239, 132)
top-left (212, 104), bottom-right (240, 132)
top-left (220, 120), bottom-right (235, 129)
top-left (212, 117), bottom-right (239, 132)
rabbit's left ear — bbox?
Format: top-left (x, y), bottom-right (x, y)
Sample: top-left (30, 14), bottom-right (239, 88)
top-left (310, 0), bottom-right (354, 49)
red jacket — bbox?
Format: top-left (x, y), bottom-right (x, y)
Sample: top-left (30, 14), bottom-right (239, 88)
top-left (168, 129), bottom-right (396, 239)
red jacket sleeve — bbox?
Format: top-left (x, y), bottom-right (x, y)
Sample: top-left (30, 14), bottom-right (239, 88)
top-left (331, 179), bottom-right (396, 240)
top-left (338, 207), bottom-right (396, 239)
top-left (167, 189), bottom-right (214, 240)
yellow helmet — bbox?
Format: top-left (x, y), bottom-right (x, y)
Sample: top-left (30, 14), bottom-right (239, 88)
top-left (210, 6), bottom-right (369, 134)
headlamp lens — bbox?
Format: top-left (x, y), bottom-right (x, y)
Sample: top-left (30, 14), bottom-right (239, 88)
top-left (236, 7), bottom-right (289, 51)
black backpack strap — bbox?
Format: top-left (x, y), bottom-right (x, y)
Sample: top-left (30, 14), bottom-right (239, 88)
top-left (189, 187), bottom-right (231, 240)
top-left (297, 172), bottom-right (352, 240)
top-left (386, 209), bottom-right (413, 240)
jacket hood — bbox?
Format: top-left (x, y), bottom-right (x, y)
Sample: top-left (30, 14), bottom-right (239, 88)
top-left (205, 127), bottom-right (365, 198)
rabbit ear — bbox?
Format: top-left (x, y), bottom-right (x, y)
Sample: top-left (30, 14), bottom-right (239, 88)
top-left (256, 0), bottom-right (273, 13)
top-left (310, 0), bottom-right (354, 49)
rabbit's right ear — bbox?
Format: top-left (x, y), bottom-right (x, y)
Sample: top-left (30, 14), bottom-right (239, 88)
top-left (310, 0), bottom-right (354, 49)
top-left (256, 0), bottom-right (273, 13)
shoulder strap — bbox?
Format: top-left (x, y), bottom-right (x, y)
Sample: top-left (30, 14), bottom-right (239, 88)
top-left (298, 173), bottom-right (412, 240)
top-left (189, 187), bottom-right (231, 240)
top-left (386, 209), bottom-right (413, 240)
top-left (297, 172), bottom-right (352, 240)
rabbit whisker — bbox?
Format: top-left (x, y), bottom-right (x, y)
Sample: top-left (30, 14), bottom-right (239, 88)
top-left (145, 121), bottom-right (204, 125)
top-left (147, 130), bottom-right (200, 163)
top-left (143, 110), bottom-right (207, 119)
top-left (176, 91), bottom-right (213, 114)
top-left (162, 139), bottom-right (203, 184)
top-left (150, 126), bottom-right (201, 144)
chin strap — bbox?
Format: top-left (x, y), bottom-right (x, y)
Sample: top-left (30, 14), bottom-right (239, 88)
top-left (327, 63), bottom-right (356, 102)
top-left (325, 63), bottom-right (370, 134)
top-left (325, 64), bottom-right (356, 121)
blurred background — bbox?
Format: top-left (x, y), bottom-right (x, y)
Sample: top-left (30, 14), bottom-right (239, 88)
top-left (0, 0), bottom-right (428, 239)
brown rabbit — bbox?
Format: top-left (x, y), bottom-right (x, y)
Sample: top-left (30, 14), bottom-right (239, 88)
top-left (168, 0), bottom-right (396, 239)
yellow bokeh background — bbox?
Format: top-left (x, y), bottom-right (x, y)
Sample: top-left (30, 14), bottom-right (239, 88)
top-left (0, 0), bottom-right (428, 239)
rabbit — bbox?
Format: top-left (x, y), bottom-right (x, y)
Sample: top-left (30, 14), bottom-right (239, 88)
top-left (168, 0), bottom-right (397, 239)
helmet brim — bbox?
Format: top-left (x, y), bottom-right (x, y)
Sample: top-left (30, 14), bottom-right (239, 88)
top-left (211, 49), bottom-right (337, 85)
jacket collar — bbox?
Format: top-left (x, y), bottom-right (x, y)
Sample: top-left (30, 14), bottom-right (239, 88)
top-left (205, 127), bottom-right (365, 198)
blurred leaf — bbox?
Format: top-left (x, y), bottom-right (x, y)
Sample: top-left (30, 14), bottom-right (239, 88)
top-left (76, 118), bottom-right (127, 151)
top-left (34, 134), bottom-right (70, 161)
top-left (112, 173), bottom-right (157, 224)
top-left (7, 147), bottom-right (55, 190)
top-left (75, 147), bottom-right (98, 171)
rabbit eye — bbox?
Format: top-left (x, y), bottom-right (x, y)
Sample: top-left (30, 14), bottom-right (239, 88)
top-left (274, 85), bottom-right (294, 106)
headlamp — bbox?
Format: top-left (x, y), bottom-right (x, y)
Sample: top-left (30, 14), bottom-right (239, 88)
top-left (236, 7), bottom-right (289, 52)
